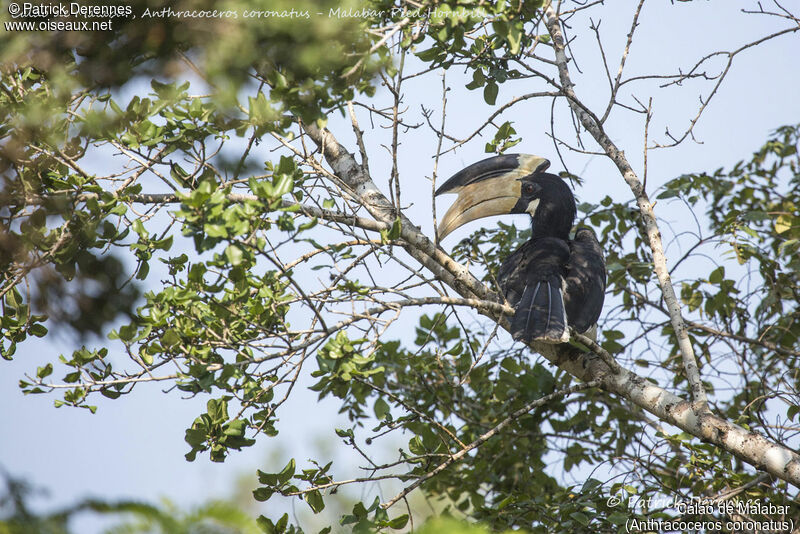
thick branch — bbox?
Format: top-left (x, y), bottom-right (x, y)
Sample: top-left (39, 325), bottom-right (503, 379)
top-left (603, 366), bottom-right (800, 486)
top-left (15, 192), bottom-right (393, 236)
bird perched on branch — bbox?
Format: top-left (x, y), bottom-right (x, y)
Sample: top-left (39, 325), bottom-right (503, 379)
top-left (435, 154), bottom-right (606, 344)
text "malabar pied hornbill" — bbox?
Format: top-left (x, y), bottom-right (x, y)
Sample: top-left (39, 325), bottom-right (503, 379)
top-left (436, 154), bottom-right (606, 344)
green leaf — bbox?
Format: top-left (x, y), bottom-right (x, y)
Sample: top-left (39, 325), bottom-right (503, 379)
top-left (388, 514), bottom-right (409, 529)
top-left (416, 47), bottom-right (441, 62)
top-left (256, 513), bottom-right (288, 533)
top-left (305, 490), bottom-right (325, 513)
top-left (225, 244), bottom-right (244, 266)
top-left (483, 81), bottom-right (498, 105)
top-left (118, 323), bottom-right (138, 342)
top-left (374, 398), bottom-right (390, 420)
top-left (387, 218), bottom-right (402, 240)
top-left (29, 324), bottom-right (48, 337)
top-left (465, 69), bottom-right (485, 90)
top-left (775, 214), bottom-right (793, 234)
top-left (608, 512), bottom-right (629, 525)
top-left (272, 174), bottom-right (294, 198)
top-left (496, 495), bottom-right (515, 510)
top-left (506, 23), bottom-right (522, 54)
top-left (623, 484), bottom-right (638, 494)
top-left (708, 266), bottom-right (725, 284)
top-left (253, 488), bottom-right (274, 502)
top-left (569, 512), bottom-right (589, 526)
top-left (278, 458), bottom-right (296, 483)
top-left (335, 428), bottom-right (354, 439)
top-left (37, 363), bottom-right (53, 379)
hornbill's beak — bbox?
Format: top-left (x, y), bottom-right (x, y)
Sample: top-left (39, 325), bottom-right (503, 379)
top-left (435, 154), bottom-right (550, 240)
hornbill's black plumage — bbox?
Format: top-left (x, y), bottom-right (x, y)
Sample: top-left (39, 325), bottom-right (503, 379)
top-left (435, 154), bottom-right (606, 344)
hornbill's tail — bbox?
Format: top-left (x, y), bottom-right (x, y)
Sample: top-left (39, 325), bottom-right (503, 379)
top-left (511, 277), bottom-right (569, 344)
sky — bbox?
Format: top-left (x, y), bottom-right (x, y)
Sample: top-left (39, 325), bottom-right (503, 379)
top-left (2, 1), bottom-right (799, 532)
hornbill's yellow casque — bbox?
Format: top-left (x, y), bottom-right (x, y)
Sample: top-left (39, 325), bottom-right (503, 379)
top-left (436, 154), bottom-right (606, 344)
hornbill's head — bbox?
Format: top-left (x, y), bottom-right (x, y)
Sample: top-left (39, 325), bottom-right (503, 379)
top-left (435, 154), bottom-right (577, 240)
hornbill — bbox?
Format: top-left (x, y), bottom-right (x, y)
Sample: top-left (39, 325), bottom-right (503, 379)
top-left (435, 154), bottom-right (606, 344)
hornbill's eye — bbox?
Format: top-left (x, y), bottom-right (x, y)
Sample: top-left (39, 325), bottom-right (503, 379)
top-left (522, 182), bottom-right (535, 195)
